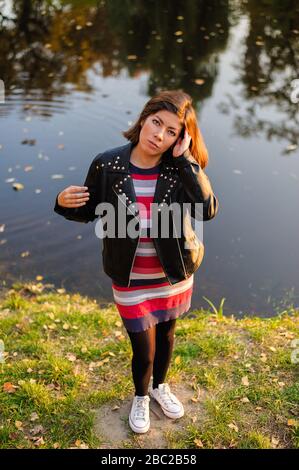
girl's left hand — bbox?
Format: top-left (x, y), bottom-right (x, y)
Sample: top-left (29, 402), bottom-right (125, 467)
top-left (172, 128), bottom-right (192, 157)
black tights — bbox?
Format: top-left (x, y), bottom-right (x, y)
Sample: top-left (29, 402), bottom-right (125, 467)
top-left (126, 319), bottom-right (177, 396)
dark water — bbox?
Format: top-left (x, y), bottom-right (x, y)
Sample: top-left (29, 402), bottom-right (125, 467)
top-left (0, 0), bottom-right (299, 317)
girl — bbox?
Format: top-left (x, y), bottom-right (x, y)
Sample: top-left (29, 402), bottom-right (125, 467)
top-left (54, 89), bottom-right (219, 434)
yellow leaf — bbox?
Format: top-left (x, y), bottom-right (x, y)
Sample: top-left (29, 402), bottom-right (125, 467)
top-left (241, 376), bottom-right (249, 386)
top-left (194, 438), bottom-right (204, 448)
top-left (287, 419), bottom-right (298, 427)
top-left (174, 355), bottom-right (181, 365)
top-left (15, 421), bottom-right (23, 429)
top-left (228, 422), bottom-right (239, 432)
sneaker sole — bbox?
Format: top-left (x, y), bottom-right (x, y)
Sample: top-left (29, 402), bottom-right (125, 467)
top-left (129, 414), bottom-right (150, 433)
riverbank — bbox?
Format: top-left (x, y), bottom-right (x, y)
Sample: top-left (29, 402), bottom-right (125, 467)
top-left (0, 281), bottom-right (298, 449)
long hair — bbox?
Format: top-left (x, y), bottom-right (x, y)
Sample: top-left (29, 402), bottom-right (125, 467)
top-left (122, 89), bottom-right (209, 169)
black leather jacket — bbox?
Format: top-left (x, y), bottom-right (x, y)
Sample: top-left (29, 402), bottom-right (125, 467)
top-left (54, 141), bottom-right (219, 286)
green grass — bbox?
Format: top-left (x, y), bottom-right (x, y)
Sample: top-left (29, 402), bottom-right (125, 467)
top-left (0, 282), bottom-right (298, 448)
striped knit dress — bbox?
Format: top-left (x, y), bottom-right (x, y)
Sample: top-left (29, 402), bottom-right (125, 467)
top-left (111, 161), bottom-right (194, 333)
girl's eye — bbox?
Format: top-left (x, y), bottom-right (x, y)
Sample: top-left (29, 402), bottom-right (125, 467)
top-left (153, 119), bottom-right (175, 136)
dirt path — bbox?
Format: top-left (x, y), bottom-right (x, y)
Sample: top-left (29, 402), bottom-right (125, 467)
top-left (93, 382), bottom-right (206, 449)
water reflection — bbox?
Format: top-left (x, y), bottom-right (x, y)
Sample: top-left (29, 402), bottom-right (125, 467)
top-left (0, 0), bottom-right (298, 317)
top-left (218, 0), bottom-right (299, 154)
top-left (0, 0), bottom-right (230, 115)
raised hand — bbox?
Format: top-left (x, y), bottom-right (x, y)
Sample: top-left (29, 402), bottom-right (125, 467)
top-left (172, 128), bottom-right (192, 158)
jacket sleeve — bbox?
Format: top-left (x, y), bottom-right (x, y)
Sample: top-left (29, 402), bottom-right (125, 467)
top-left (53, 153), bottom-right (104, 223)
top-left (172, 149), bottom-right (219, 221)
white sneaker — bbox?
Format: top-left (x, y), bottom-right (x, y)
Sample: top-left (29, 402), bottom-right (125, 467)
top-left (149, 383), bottom-right (184, 419)
top-left (129, 395), bottom-right (150, 433)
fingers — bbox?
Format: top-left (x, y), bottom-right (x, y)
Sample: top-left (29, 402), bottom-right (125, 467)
top-left (68, 186), bottom-right (88, 192)
top-left (61, 186), bottom-right (90, 208)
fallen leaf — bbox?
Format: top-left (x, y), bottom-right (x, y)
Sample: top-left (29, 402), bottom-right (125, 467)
top-left (194, 438), bottom-right (204, 448)
top-left (51, 174), bottom-right (64, 179)
top-left (30, 412), bottom-right (39, 422)
top-left (3, 382), bottom-right (17, 393)
top-left (174, 355), bottom-right (181, 365)
top-left (240, 397), bottom-right (250, 403)
top-left (30, 424), bottom-right (44, 435)
top-left (66, 353), bottom-right (77, 362)
top-left (228, 422), bottom-right (239, 432)
top-left (287, 419), bottom-right (298, 427)
top-left (271, 436), bottom-right (280, 446)
top-left (20, 251), bottom-right (30, 257)
top-left (241, 376), bottom-right (249, 386)
top-left (33, 436), bottom-right (45, 446)
top-left (12, 183), bottom-right (24, 190)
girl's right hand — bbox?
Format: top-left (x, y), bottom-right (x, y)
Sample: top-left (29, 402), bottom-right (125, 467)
top-left (57, 186), bottom-right (90, 208)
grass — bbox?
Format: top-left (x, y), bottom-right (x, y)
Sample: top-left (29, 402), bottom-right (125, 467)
top-left (0, 281), bottom-right (298, 449)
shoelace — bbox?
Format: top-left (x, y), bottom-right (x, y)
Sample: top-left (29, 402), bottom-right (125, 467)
top-left (134, 397), bottom-right (149, 420)
top-left (156, 384), bottom-right (178, 406)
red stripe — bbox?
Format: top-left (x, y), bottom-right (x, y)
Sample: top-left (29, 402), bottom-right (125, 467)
top-left (112, 281), bottom-right (170, 291)
top-left (115, 287), bottom-right (193, 319)
top-left (131, 173), bottom-right (159, 180)
top-left (133, 256), bottom-right (162, 268)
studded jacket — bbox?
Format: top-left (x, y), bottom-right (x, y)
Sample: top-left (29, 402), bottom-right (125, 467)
top-left (54, 141), bottom-right (219, 286)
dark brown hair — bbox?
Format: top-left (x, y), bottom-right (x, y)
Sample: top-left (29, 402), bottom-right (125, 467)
top-left (122, 89), bottom-right (209, 169)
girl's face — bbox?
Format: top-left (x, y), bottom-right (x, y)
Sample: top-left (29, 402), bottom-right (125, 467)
top-left (139, 110), bottom-right (183, 156)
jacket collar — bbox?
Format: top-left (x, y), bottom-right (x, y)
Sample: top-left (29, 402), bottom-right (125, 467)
top-left (110, 141), bottom-right (175, 174)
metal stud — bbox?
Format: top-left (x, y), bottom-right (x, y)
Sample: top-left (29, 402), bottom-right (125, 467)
top-left (108, 162), bottom-right (111, 165)
top-left (113, 166), bottom-right (116, 169)
top-left (121, 166), bottom-right (125, 170)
